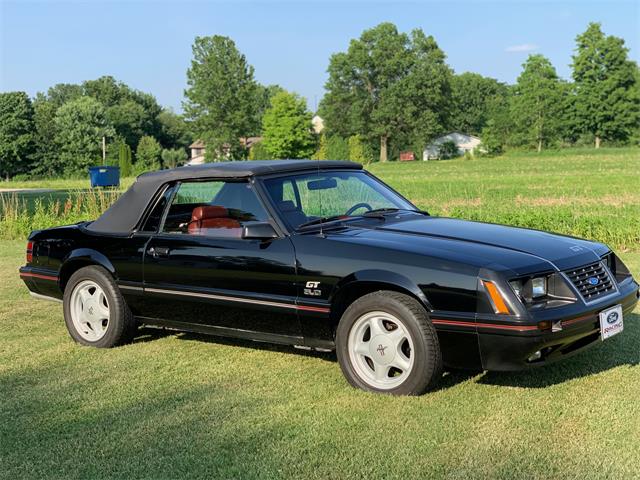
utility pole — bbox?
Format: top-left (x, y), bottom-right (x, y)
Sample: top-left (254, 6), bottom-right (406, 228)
top-left (102, 136), bottom-right (106, 165)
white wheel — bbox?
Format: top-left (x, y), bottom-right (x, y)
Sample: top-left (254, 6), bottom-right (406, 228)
top-left (69, 280), bottom-right (110, 342)
top-left (347, 311), bottom-right (415, 390)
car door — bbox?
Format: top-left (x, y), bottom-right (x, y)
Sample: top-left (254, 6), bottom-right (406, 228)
top-left (140, 178), bottom-right (301, 340)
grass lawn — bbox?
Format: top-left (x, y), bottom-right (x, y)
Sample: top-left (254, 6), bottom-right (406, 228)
top-left (1, 254), bottom-right (639, 479)
top-left (1, 148), bottom-right (640, 478)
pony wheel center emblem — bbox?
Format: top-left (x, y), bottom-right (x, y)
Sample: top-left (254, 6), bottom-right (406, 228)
top-left (376, 344), bottom-right (388, 356)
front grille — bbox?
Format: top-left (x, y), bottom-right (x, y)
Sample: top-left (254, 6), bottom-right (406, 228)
top-left (564, 261), bottom-right (615, 302)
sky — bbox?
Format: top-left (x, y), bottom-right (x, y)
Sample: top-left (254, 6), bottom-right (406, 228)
top-left (1, 0), bottom-right (639, 112)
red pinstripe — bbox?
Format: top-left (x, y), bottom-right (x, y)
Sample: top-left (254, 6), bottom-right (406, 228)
top-left (431, 318), bottom-right (539, 332)
top-left (20, 272), bottom-right (58, 282)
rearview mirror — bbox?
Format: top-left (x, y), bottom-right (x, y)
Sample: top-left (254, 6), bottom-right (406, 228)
top-left (242, 222), bottom-right (278, 240)
top-left (307, 178), bottom-right (337, 190)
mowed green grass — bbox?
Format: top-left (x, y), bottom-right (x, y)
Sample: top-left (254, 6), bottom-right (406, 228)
top-left (1, 240), bottom-right (639, 479)
top-left (1, 149), bottom-right (640, 479)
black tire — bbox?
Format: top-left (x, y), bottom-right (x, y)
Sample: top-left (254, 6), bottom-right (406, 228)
top-left (336, 290), bottom-right (443, 395)
top-left (63, 265), bottom-right (137, 348)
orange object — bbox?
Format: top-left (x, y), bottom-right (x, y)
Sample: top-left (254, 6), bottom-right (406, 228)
top-left (482, 280), bottom-right (511, 314)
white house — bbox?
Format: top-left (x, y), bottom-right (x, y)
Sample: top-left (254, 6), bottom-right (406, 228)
top-left (188, 140), bottom-right (206, 165)
top-left (187, 137), bottom-right (264, 165)
top-left (423, 132), bottom-right (482, 160)
top-left (312, 115), bottom-right (325, 134)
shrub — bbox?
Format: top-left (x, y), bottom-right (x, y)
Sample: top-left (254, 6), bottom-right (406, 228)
top-left (248, 142), bottom-right (270, 160)
top-left (348, 135), bottom-right (372, 164)
top-left (135, 135), bottom-right (161, 173)
top-left (161, 148), bottom-right (187, 169)
top-left (118, 142), bottom-right (132, 177)
top-left (438, 141), bottom-right (460, 159)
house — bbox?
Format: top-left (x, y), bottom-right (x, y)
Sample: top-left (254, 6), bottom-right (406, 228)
top-left (187, 137), bottom-right (263, 165)
top-left (188, 140), bottom-right (206, 165)
top-left (423, 132), bottom-right (482, 160)
top-left (312, 115), bottom-right (324, 134)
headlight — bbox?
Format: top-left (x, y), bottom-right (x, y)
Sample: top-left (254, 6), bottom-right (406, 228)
top-left (531, 277), bottom-right (546, 298)
top-left (510, 273), bottom-right (576, 307)
top-left (510, 276), bottom-right (547, 301)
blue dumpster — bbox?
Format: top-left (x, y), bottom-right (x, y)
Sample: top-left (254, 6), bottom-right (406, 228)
top-left (89, 166), bottom-right (120, 187)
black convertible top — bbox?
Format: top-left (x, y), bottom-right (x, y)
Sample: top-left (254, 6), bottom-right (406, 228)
top-left (87, 160), bottom-right (362, 234)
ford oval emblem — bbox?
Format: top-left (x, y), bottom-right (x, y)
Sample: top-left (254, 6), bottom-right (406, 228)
top-left (606, 311), bottom-right (619, 324)
top-left (587, 277), bottom-right (599, 286)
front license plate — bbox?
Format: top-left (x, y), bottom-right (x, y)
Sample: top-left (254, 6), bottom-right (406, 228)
top-left (599, 304), bottom-right (623, 340)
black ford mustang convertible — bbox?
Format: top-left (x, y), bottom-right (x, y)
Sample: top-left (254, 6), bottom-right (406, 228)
top-left (20, 160), bottom-right (639, 395)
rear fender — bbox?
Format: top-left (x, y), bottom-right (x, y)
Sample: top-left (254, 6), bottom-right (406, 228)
top-left (59, 248), bottom-right (116, 290)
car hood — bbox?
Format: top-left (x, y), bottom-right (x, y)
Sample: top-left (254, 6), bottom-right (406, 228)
top-left (353, 216), bottom-right (608, 273)
top-left (329, 214), bottom-right (609, 275)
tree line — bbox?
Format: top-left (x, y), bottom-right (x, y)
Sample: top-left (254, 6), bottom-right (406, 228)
top-left (0, 21), bottom-right (638, 178)
top-left (0, 76), bottom-right (192, 179)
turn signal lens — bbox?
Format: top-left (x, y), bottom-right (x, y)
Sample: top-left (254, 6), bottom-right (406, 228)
top-left (26, 241), bottom-right (33, 263)
top-left (482, 280), bottom-right (511, 315)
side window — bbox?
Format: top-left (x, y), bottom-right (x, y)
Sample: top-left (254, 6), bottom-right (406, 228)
top-left (140, 185), bottom-right (174, 232)
top-left (162, 180), bottom-right (268, 238)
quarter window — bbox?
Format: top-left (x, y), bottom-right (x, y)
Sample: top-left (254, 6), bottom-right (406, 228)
top-left (162, 180), bottom-right (268, 238)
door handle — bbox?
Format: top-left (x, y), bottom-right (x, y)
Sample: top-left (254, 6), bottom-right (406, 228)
top-left (147, 246), bottom-right (170, 257)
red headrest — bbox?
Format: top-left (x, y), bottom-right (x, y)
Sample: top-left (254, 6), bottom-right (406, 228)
top-left (191, 206), bottom-right (228, 221)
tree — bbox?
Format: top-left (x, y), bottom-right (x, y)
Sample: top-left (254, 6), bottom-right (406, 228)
top-left (449, 73), bottom-right (508, 135)
top-left (572, 22), bottom-right (639, 147)
top-left (135, 135), bottom-right (162, 172)
top-left (106, 100), bottom-right (150, 149)
top-left (510, 54), bottom-right (564, 152)
top-left (156, 110), bottom-right (192, 150)
top-left (118, 142), bottom-right (132, 177)
top-left (348, 134), bottom-right (372, 164)
top-left (161, 148), bottom-right (187, 169)
top-left (326, 135), bottom-right (349, 160)
top-left (313, 133), bottom-right (328, 160)
top-left (184, 35), bottom-right (260, 159)
top-left (481, 86), bottom-right (512, 154)
top-left (45, 83), bottom-right (83, 107)
top-left (261, 91), bottom-right (316, 159)
top-left (31, 94), bottom-right (60, 176)
top-left (321, 23), bottom-right (452, 161)
top-left (0, 92), bottom-right (35, 179)
top-left (54, 97), bottom-right (114, 175)
top-left (54, 97), bottom-right (110, 172)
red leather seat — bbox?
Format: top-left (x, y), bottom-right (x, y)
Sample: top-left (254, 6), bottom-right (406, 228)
top-left (188, 206), bottom-right (242, 237)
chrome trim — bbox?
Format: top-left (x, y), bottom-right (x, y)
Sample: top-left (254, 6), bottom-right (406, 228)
top-left (145, 287), bottom-right (299, 310)
top-left (118, 285), bottom-right (144, 292)
top-left (561, 260), bottom-right (619, 306)
top-left (29, 292), bottom-right (62, 303)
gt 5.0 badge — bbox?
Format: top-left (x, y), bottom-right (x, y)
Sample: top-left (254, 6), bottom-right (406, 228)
top-left (304, 281), bottom-right (322, 296)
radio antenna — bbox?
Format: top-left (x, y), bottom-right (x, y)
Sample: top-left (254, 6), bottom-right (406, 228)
top-left (318, 156), bottom-right (323, 237)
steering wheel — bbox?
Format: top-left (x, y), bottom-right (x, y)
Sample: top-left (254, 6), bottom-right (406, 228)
top-left (345, 202), bottom-right (373, 216)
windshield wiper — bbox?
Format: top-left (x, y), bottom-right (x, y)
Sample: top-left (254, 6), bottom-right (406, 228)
top-left (362, 208), bottom-right (429, 218)
top-left (296, 215), bottom-right (349, 230)
top-left (296, 208), bottom-right (428, 231)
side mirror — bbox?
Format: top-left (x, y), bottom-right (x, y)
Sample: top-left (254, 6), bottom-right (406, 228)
top-left (242, 222), bottom-right (278, 240)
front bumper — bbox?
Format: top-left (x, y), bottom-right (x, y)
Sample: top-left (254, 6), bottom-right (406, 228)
top-left (479, 280), bottom-right (639, 371)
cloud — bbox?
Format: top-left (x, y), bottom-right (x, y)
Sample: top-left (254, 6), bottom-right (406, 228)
top-left (505, 43), bottom-right (539, 53)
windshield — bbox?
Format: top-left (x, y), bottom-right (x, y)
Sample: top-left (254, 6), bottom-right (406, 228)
top-left (262, 170), bottom-right (416, 230)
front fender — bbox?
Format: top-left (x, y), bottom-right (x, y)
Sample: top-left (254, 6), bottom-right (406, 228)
top-left (330, 269), bottom-right (433, 311)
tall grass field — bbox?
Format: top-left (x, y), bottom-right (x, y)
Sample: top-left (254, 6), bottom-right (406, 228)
top-left (1, 148), bottom-right (639, 250)
top-left (1, 148), bottom-right (639, 479)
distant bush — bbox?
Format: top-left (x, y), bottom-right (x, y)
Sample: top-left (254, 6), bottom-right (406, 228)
top-left (135, 135), bottom-right (162, 174)
top-left (438, 141), bottom-right (459, 159)
top-left (161, 148), bottom-right (187, 169)
top-left (248, 142), bottom-right (270, 160)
